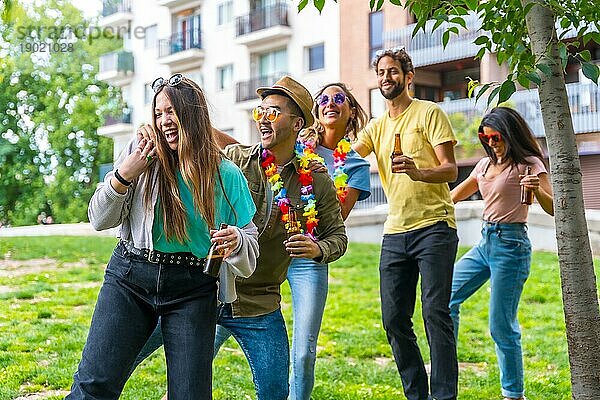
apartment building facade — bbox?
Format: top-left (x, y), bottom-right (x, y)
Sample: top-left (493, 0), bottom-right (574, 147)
top-left (339, 0), bottom-right (600, 209)
top-left (96, 0), bottom-right (340, 160)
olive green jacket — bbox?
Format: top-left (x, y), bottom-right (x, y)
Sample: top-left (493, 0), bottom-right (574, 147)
top-left (224, 143), bottom-right (347, 317)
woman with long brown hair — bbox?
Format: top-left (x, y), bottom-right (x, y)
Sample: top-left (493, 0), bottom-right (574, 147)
top-left (67, 74), bottom-right (258, 399)
top-left (450, 106), bottom-right (553, 400)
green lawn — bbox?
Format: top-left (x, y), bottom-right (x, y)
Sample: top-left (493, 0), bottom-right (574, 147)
top-left (0, 236), bottom-right (593, 399)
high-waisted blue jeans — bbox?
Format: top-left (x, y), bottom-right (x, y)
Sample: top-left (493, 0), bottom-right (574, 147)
top-left (450, 222), bottom-right (531, 399)
top-left (286, 257), bottom-right (328, 400)
top-left (67, 242), bottom-right (217, 400)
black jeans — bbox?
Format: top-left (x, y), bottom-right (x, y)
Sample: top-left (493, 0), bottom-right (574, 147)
top-left (379, 222), bottom-right (459, 400)
top-left (67, 242), bottom-right (217, 400)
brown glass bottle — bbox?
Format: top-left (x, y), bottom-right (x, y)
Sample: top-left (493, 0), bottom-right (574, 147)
top-left (391, 133), bottom-right (403, 173)
top-left (520, 166), bottom-right (534, 205)
top-left (286, 208), bottom-right (301, 240)
top-left (203, 223), bottom-right (228, 277)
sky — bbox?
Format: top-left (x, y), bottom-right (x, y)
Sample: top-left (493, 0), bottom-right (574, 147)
top-left (74, 0), bottom-right (101, 19)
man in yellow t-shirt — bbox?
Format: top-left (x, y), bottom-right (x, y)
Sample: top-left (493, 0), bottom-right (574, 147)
top-left (354, 48), bottom-right (459, 400)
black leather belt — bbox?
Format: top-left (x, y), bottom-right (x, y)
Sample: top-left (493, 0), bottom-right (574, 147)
top-left (120, 240), bottom-right (206, 268)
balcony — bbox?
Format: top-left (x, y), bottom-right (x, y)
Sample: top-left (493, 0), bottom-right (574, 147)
top-left (98, 109), bottom-right (133, 141)
top-left (438, 81), bottom-right (600, 138)
top-left (235, 73), bottom-right (288, 105)
top-left (234, 2), bottom-right (292, 51)
top-left (97, 51), bottom-right (134, 86)
top-left (384, 13), bottom-right (482, 67)
top-left (99, 0), bottom-right (133, 32)
top-left (158, 28), bottom-right (204, 71)
top-left (156, 0), bottom-right (202, 13)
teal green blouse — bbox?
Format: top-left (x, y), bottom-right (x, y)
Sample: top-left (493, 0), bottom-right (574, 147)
top-left (152, 159), bottom-right (256, 258)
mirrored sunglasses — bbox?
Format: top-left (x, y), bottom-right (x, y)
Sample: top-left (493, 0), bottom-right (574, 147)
top-left (252, 106), bottom-right (281, 122)
top-left (151, 73), bottom-right (183, 93)
top-left (478, 131), bottom-right (503, 143)
top-left (316, 92), bottom-right (347, 107)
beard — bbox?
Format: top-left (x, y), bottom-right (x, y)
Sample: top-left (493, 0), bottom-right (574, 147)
top-left (379, 80), bottom-right (405, 100)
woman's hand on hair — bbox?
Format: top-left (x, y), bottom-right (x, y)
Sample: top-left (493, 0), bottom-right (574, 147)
top-left (136, 123), bottom-right (155, 143)
top-left (211, 226), bottom-right (240, 259)
top-left (117, 137), bottom-right (156, 182)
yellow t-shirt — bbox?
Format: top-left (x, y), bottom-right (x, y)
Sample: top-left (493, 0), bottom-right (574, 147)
top-left (357, 99), bottom-right (457, 234)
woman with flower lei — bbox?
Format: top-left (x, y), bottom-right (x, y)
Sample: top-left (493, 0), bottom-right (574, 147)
top-left (287, 83), bottom-right (372, 400)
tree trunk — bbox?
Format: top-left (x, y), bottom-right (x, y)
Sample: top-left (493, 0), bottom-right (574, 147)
top-left (522, 1), bottom-right (600, 398)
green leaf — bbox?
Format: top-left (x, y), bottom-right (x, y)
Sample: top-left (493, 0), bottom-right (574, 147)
top-left (433, 17), bottom-right (445, 32)
top-left (442, 30), bottom-right (450, 48)
top-left (517, 74), bottom-right (530, 89)
top-left (559, 43), bottom-right (568, 72)
top-left (487, 85), bottom-right (502, 108)
top-left (314, 0), bottom-right (325, 11)
top-left (389, 0), bottom-right (402, 5)
top-left (475, 47), bottom-right (486, 60)
top-left (467, 78), bottom-right (480, 98)
top-left (559, 18), bottom-right (571, 29)
top-left (537, 63), bottom-right (552, 77)
top-left (525, 71), bottom-right (542, 86)
top-left (450, 17), bottom-right (467, 29)
top-left (498, 79), bottom-right (516, 104)
top-left (465, 0), bottom-right (478, 11)
top-left (580, 50), bottom-right (592, 62)
top-left (474, 35), bottom-right (489, 45)
top-left (369, 0), bottom-right (375, 10)
top-left (476, 83), bottom-right (493, 102)
top-left (449, 26), bottom-right (459, 35)
top-left (297, 0), bottom-right (308, 12)
top-left (581, 62), bottom-right (600, 84)
top-left (376, 0), bottom-right (384, 11)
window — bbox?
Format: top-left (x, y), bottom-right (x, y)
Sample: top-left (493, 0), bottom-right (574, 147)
top-left (369, 88), bottom-right (385, 118)
top-left (369, 11), bottom-right (384, 63)
top-left (217, 64), bottom-right (234, 90)
top-left (259, 48), bottom-right (287, 77)
top-left (144, 24), bottom-right (157, 49)
top-left (217, 1), bottom-right (233, 25)
top-left (307, 43), bottom-right (325, 71)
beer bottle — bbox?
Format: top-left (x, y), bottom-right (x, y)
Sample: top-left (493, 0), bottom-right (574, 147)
top-left (391, 133), bottom-right (403, 173)
top-left (203, 223), bottom-right (228, 277)
top-left (286, 208), bottom-right (301, 241)
top-left (520, 166), bottom-right (534, 205)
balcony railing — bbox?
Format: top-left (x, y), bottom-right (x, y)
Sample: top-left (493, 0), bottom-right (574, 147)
top-left (102, 0), bottom-right (132, 17)
top-left (99, 50), bottom-right (134, 75)
top-left (383, 12), bottom-right (482, 67)
top-left (235, 72), bottom-right (288, 103)
top-left (236, 2), bottom-right (289, 37)
top-left (438, 81), bottom-right (600, 137)
top-left (158, 28), bottom-right (202, 58)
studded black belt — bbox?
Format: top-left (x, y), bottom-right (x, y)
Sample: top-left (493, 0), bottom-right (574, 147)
top-left (120, 240), bottom-right (206, 268)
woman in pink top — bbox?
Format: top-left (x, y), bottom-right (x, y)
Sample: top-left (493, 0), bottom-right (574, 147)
top-left (449, 107), bottom-right (553, 400)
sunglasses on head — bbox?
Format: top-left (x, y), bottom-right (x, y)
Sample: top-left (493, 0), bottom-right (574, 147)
top-left (151, 73), bottom-right (183, 93)
top-left (252, 106), bottom-right (300, 123)
top-left (478, 131), bottom-right (503, 143)
top-left (316, 92), bottom-right (347, 107)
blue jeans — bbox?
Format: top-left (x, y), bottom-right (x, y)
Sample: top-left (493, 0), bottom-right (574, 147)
top-left (214, 304), bottom-right (289, 400)
top-left (286, 258), bottom-right (328, 400)
top-left (67, 242), bottom-right (217, 400)
top-left (450, 222), bottom-right (531, 399)
top-left (133, 306), bottom-right (290, 400)
top-left (379, 222), bottom-right (459, 400)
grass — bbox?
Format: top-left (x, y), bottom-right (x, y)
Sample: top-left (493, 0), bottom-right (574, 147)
top-left (0, 236), bottom-right (595, 399)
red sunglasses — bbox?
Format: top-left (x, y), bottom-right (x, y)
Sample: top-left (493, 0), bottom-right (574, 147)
top-left (478, 131), bottom-right (503, 143)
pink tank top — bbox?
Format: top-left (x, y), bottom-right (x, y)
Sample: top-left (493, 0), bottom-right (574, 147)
top-left (470, 156), bottom-right (547, 223)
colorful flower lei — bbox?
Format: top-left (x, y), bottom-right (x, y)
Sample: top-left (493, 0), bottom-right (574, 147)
top-left (332, 137), bottom-right (351, 203)
top-left (260, 141), bottom-right (324, 240)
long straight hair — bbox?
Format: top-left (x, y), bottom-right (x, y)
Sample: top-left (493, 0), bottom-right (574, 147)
top-left (479, 106), bottom-right (545, 169)
top-left (145, 77), bottom-right (222, 242)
